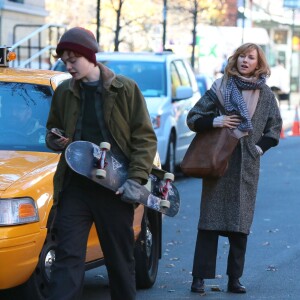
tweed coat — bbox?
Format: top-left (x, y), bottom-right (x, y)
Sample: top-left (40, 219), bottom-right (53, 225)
top-left (187, 79), bottom-right (282, 234)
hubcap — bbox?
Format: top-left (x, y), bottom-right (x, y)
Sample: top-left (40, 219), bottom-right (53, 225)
top-left (145, 227), bottom-right (153, 257)
top-left (44, 249), bottom-right (55, 280)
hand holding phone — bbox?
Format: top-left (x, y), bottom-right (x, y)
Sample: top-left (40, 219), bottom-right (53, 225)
top-left (50, 128), bottom-right (65, 139)
top-left (48, 128), bottom-right (69, 150)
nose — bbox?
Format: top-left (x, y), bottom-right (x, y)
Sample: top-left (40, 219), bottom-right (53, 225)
top-left (65, 61), bottom-right (73, 71)
top-left (242, 56), bottom-right (248, 63)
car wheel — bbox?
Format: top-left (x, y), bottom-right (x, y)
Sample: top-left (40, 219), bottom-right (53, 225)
top-left (163, 132), bottom-right (176, 174)
top-left (20, 232), bottom-right (56, 300)
top-left (135, 209), bottom-right (161, 289)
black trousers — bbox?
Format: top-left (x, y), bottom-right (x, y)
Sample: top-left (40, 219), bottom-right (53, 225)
top-left (192, 229), bottom-right (248, 279)
top-left (49, 173), bottom-right (136, 300)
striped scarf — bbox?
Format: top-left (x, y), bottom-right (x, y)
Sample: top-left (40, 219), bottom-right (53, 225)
top-left (224, 75), bottom-right (266, 132)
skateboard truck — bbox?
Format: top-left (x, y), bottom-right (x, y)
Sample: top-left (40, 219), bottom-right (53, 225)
top-left (159, 173), bottom-right (174, 209)
top-left (96, 142), bottom-right (111, 179)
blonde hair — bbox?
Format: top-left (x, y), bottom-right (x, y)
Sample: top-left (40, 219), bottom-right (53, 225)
top-left (225, 43), bottom-right (270, 78)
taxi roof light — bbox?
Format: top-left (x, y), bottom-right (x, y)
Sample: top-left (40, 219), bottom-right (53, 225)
top-left (7, 51), bottom-right (16, 62)
top-left (0, 46), bottom-right (16, 67)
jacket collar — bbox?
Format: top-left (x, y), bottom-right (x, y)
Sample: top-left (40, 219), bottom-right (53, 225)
top-left (67, 62), bottom-right (123, 97)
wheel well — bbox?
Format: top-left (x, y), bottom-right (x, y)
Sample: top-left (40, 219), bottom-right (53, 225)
top-left (46, 206), bottom-right (56, 231)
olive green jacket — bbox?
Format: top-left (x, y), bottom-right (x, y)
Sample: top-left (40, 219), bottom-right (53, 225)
top-left (46, 63), bottom-right (157, 203)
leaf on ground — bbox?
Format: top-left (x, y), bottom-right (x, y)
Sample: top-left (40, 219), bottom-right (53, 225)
top-left (210, 285), bottom-right (222, 292)
top-left (266, 265), bottom-right (278, 271)
top-left (166, 263), bottom-right (175, 268)
top-left (169, 257), bottom-right (180, 261)
top-left (158, 285), bottom-right (167, 289)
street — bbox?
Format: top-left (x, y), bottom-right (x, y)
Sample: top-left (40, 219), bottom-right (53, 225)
top-left (81, 135), bottom-right (300, 299)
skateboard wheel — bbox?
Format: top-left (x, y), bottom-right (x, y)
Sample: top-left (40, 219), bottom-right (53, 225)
top-left (160, 199), bottom-right (170, 209)
top-left (163, 172), bottom-right (174, 181)
top-left (99, 142), bottom-right (111, 151)
top-left (96, 169), bottom-right (106, 179)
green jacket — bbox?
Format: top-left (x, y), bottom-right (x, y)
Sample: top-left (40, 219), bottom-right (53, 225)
top-left (46, 63), bottom-right (157, 203)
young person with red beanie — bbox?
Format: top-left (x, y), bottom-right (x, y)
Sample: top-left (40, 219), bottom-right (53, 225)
top-left (46, 27), bottom-right (157, 300)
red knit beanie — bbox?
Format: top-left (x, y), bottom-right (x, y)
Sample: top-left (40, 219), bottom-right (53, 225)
top-left (56, 27), bottom-right (99, 65)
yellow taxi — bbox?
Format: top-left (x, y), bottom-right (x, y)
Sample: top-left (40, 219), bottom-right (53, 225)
top-left (0, 47), bottom-right (162, 300)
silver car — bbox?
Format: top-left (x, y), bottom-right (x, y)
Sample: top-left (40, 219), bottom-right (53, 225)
top-left (52, 52), bottom-right (200, 173)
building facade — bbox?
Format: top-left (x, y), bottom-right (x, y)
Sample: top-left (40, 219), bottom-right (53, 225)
top-left (0, 0), bottom-right (48, 46)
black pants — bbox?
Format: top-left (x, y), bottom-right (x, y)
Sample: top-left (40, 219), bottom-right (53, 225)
top-left (49, 174), bottom-right (136, 300)
top-left (192, 229), bottom-right (248, 279)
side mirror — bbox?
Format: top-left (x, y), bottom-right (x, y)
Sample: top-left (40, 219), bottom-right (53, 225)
top-left (173, 86), bottom-right (193, 101)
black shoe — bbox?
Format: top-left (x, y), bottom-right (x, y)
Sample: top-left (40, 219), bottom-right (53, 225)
top-left (191, 277), bottom-right (205, 293)
top-left (227, 278), bottom-right (246, 293)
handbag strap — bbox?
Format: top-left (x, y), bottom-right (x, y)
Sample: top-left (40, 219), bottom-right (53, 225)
top-left (206, 89), bottom-right (226, 115)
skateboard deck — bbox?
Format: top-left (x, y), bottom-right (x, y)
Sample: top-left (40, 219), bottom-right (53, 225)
top-left (65, 141), bottom-right (180, 217)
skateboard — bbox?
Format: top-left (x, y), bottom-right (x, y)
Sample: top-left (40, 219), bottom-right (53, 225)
top-left (65, 141), bottom-right (180, 217)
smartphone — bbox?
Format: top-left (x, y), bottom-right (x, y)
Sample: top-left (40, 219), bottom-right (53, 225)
top-left (50, 128), bottom-right (65, 139)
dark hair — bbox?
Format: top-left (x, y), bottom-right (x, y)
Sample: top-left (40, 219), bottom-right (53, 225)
top-left (54, 50), bottom-right (82, 60)
top-left (225, 43), bottom-right (270, 78)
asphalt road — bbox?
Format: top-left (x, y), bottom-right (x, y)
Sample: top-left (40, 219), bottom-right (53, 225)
top-left (82, 136), bottom-right (300, 300)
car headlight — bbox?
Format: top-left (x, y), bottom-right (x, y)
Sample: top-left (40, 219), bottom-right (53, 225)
top-left (0, 197), bottom-right (39, 225)
top-left (151, 115), bottom-right (161, 129)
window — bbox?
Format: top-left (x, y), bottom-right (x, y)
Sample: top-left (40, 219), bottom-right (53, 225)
top-left (170, 62), bottom-right (181, 98)
top-left (0, 82), bottom-right (52, 151)
top-left (171, 60), bottom-right (193, 99)
top-left (103, 60), bottom-right (166, 97)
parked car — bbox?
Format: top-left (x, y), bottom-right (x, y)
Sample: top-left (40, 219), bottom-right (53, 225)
top-left (0, 47), bottom-right (162, 300)
top-left (52, 51), bottom-right (200, 173)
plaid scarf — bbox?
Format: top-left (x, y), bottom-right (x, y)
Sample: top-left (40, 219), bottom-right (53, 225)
top-left (224, 75), bottom-right (266, 132)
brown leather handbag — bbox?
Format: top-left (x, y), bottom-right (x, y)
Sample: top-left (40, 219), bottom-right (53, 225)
top-left (180, 127), bottom-right (238, 178)
top-left (180, 91), bottom-right (239, 178)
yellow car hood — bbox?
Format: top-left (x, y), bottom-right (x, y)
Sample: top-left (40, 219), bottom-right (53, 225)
top-left (0, 151), bottom-right (59, 193)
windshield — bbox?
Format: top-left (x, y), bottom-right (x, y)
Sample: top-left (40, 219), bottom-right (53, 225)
top-left (102, 61), bottom-right (166, 97)
top-left (0, 82), bottom-right (52, 152)
top-left (53, 59), bottom-right (167, 97)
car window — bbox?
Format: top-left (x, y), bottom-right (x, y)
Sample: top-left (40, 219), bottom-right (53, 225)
top-left (53, 59), bottom-right (167, 97)
top-left (0, 82), bottom-right (52, 151)
top-left (170, 62), bottom-right (181, 98)
top-left (102, 61), bottom-right (166, 97)
top-left (173, 60), bottom-right (192, 88)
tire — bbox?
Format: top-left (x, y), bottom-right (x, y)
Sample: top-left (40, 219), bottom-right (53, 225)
top-left (163, 132), bottom-right (176, 173)
top-left (20, 232), bottom-right (57, 300)
top-left (134, 209), bottom-right (161, 289)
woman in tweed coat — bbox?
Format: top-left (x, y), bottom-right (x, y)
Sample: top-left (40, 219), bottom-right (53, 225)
top-left (187, 43), bottom-right (282, 294)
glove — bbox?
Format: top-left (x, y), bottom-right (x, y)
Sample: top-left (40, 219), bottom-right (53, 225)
top-left (116, 179), bottom-right (143, 203)
top-left (255, 145), bottom-right (263, 156)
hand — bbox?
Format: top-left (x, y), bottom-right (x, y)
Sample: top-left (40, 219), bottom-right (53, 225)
top-left (116, 179), bottom-right (143, 203)
top-left (213, 115), bottom-right (241, 129)
top-left (46, 128), bottom-right (70, 151)
top-left (255, 145), bottom-right (263, 156)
